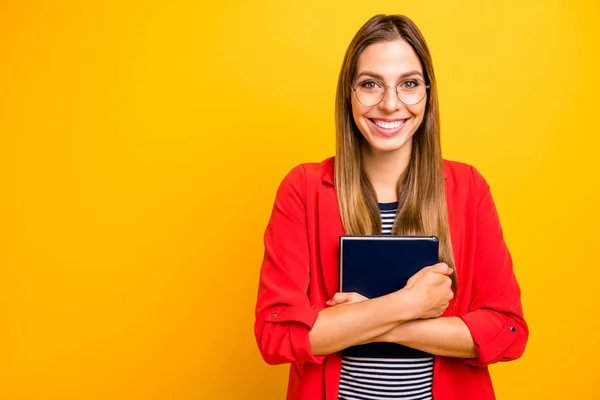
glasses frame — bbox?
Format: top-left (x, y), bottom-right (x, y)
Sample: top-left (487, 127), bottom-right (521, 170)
top-left (351, 79), bottom-right (431, 107)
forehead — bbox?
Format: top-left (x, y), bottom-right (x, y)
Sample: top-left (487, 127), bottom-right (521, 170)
top-left (356, 39), bottom-right (423, 78)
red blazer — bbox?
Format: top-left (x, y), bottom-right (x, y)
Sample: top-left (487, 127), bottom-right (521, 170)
top-left (255, 157), bottom-right (528, 400)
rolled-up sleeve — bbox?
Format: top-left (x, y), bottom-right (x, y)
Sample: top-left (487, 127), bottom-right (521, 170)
top-left (459, 168), bottom-right (529, 367)
top-left (254, 165), bottom-right (326, 365)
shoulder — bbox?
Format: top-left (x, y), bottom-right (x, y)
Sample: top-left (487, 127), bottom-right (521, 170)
top-left (275, 157), bottom-right (334, 197)
top-left (443, 159), bottom-right (490, 201)
top-left (279, 157), bottom-right (334, 187)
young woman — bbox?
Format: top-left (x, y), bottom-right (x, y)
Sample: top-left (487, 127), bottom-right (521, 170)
top-left (254, 14), bottom-right (528, 400)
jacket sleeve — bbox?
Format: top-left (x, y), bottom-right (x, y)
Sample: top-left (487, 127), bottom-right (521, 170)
top-left (458, 167), bottom-right (529, 367)
top-left (254, 165), bottom-right (326, 365)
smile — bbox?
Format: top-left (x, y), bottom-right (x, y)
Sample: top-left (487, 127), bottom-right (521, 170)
top-left (370, 118), bottom-right (408, 130)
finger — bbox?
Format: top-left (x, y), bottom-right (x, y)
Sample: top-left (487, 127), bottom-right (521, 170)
top-left (437, 303), bottom-right (449, 313)
top-left (406, 266), bottom-right (429, 286)
top-left (325, 295), bottom-right (339, 305)
top-left (431, 262), bottom-right (453, 276)
top-left (353, 293), bottom-right (368, 302)
top-left (326, 292), bottom-right (350, 306)
top-left (429, 308), bottom-right (444, 318)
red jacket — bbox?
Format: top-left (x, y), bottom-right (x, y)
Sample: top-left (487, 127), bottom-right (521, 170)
top-left (255, 157), bottom-right (528, 400)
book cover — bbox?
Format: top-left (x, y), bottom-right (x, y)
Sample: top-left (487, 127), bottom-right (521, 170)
top-left (339, 235), bottom-right (439, 358)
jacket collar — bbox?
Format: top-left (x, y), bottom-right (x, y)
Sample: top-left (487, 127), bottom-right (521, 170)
top-left (320, 157), bottom-right (335, 186)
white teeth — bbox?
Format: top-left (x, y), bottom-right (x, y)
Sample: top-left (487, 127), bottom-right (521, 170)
top-left (374, 119), bottom-right (405, 129)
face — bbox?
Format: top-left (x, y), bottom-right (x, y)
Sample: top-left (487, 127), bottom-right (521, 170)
top-left (351, 39), bottom-right (427, 156)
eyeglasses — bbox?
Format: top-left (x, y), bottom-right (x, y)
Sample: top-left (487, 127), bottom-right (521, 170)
top-left (351, 79), bottom-right (430, 107)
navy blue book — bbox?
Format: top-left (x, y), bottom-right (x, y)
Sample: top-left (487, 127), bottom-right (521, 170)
top-left (339, 235), bottom-right (439, 358)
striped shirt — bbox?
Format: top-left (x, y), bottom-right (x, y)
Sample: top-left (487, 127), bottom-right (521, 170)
top-left (338, 202), bottom-right (434, 400)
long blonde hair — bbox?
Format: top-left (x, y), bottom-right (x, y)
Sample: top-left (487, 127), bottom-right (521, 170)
top-left (334, 14), bottom-right (457, 285)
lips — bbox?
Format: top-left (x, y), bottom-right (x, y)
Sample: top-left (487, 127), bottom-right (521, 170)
top-left (367, 118), bottom-right (409, 138)
top-left (370, 118), bottom-right (408, 130)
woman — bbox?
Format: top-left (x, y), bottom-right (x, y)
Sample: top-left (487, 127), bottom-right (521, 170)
top-left (254, 14), bottom-right (528, 400)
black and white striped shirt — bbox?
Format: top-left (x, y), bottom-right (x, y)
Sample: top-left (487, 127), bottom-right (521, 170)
top-left (338, 202), bottom-right (434, 400)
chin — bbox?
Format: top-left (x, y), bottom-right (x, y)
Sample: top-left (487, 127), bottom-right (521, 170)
top-left (365, 132), bottom-right (414, 155)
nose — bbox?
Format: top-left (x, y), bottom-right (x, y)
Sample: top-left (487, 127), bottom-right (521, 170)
top-left (378, 86), bottom-right (402, 113)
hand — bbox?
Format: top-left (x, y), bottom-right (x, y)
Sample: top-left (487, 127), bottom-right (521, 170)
top-left (326, 292), bottom-right (369, 306)
top-left (401, 262), bottom-right (454, 320)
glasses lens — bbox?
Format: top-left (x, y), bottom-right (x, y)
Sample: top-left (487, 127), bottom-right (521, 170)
top-left (398, 80), bottom-right (427, 105)
top-left (355, 84), bottom-right (384, 107)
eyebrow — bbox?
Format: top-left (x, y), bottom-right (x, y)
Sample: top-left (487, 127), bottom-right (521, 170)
top-left (355, 70), bottom-right (424, 81)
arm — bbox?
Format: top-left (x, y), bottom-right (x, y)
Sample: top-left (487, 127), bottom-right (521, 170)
top-left (315, 264), bottom-right (455, 356)
top-left (375, 316), bottom-right (476, 358)
top-left (457, 170), bottom-right (528, 366)
top-left (254, 165), bottom-right (321, 365)
top-left (309, 291), bottom-right (411, 356)
top-left (255, 166), bottom-right (412, 364)
top-left (372, 168), bottom-right (528, 365)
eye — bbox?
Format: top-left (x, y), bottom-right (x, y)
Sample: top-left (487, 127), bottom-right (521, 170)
top-left (399, 79), bottom-right (421, 90)
top-left (357, 80), bottom-right (382, 90)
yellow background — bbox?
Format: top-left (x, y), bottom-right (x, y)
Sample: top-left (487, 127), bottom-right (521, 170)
top-left (1, 1), bottom-right (598, 399)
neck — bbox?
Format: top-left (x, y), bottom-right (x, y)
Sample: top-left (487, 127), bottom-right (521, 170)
top-left (361, 140), bottom-right (412, 203)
